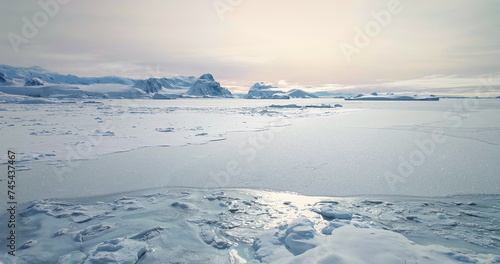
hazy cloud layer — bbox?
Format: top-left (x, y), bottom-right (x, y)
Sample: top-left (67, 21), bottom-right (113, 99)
top-left (1, 0), bottom-right (499, 95)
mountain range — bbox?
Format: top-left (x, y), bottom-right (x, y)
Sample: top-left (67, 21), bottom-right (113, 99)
top-left (0, 65), bottom-right (331, 100)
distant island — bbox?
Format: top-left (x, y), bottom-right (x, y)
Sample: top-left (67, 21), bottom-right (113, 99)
top-left (345, 93), bottom-right (439, 101)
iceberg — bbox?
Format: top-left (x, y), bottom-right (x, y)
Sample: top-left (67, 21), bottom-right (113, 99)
top-left (244, 82), bottom-right (288, 99)
top-left (186, 74), bottom-right (232, 97)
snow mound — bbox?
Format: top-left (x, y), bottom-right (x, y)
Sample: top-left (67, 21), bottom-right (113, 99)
top-left (83, 238), bottom-right (148, 264)
top-left (197, 224), bottom-right (232, 249)
top-left (253, 217), bottom-right (321, 262)
top-left (269, 104), bottom-right (302, 108)
top-left (315, 204), bottom-right (352, 219)
top-left (114, 197), bottom-right (144, 211)
top-left (283, 218), bottom-right (318, 255)
top-left (256, 218), bottom-right (500, 264)
top-left (128, 226), bottom-right (166, 241)
top-left (171, 201), bottom-right (197, 210)
top-left (277, 225), bottom-right (498, 264)
top-left (73, 223), bottom-right (116, 242)
top-left (19, 240), bottom-right (38, 250)
top-left (321, 221), bottom-right (348, 235)
top-left (186, 74), bottom-right (232, 97)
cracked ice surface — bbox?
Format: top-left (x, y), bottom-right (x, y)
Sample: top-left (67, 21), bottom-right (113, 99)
top-left (0, 188), bottom-right (498, 263)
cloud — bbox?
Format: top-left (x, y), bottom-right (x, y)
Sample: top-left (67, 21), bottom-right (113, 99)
top-left (0, 0), bottom-right (499, 96)
top-left (277, 80), bottom-right (288, 86)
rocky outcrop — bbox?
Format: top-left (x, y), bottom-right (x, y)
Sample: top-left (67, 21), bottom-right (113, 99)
top-left (24, 77), bottom-right (45, 86)
top-left (134, 78), bottom-right (163, 94)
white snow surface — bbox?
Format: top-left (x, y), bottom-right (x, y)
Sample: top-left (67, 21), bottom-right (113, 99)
top-left (1, 98), bottom-right (498, 202)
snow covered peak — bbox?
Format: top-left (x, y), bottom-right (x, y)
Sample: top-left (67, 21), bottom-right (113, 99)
top-left (287, 89), bottom-right (318, 98)
top-left (199, 73), bottom-right (215, 81)
top-left (245, 82), bottom-right (288, 99)
top-left (134, 78), bottom-right (163, 94)
top-left (186, 74), bottom-right (232, 97)
top-left (163, 76), bottom-right (197, 89)
top-left (245, 82), bottom-right (290, 99)
top-left (245, 83), bottom-right (318, 99)
top-left (251, 82), bottom-right (275, 90)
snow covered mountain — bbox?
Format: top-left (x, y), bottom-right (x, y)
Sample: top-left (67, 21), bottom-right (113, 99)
top-left (0, 65), bottom-right (209, 99)
top-left (186, 74), bottom-right (232, 97)
top-left (134, 78), bottom-right (163, 94)
top-left (245, 83), bottom-right (318, 99)
top-left (141, 76), bottom-right (198, 90)
top-left (162, 76), bottom-right (197, 89)
top-left (287, 89), bottom-right (319, 98)
top-left (244, 82), bottom-right (289, 99)
top-left (0, 65), bottom-right (198, 89)
top-left (0, 65), bottom-right (135, 85)
top-left (0, 65), bottom-right (321, 100)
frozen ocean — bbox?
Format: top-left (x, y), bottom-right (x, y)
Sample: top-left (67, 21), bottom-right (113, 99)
top-left (0, 97), bottom-right (499, 263)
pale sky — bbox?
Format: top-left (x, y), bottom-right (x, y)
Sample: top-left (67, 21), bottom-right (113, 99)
top-left (1, 0), bottom-right (499, 95)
